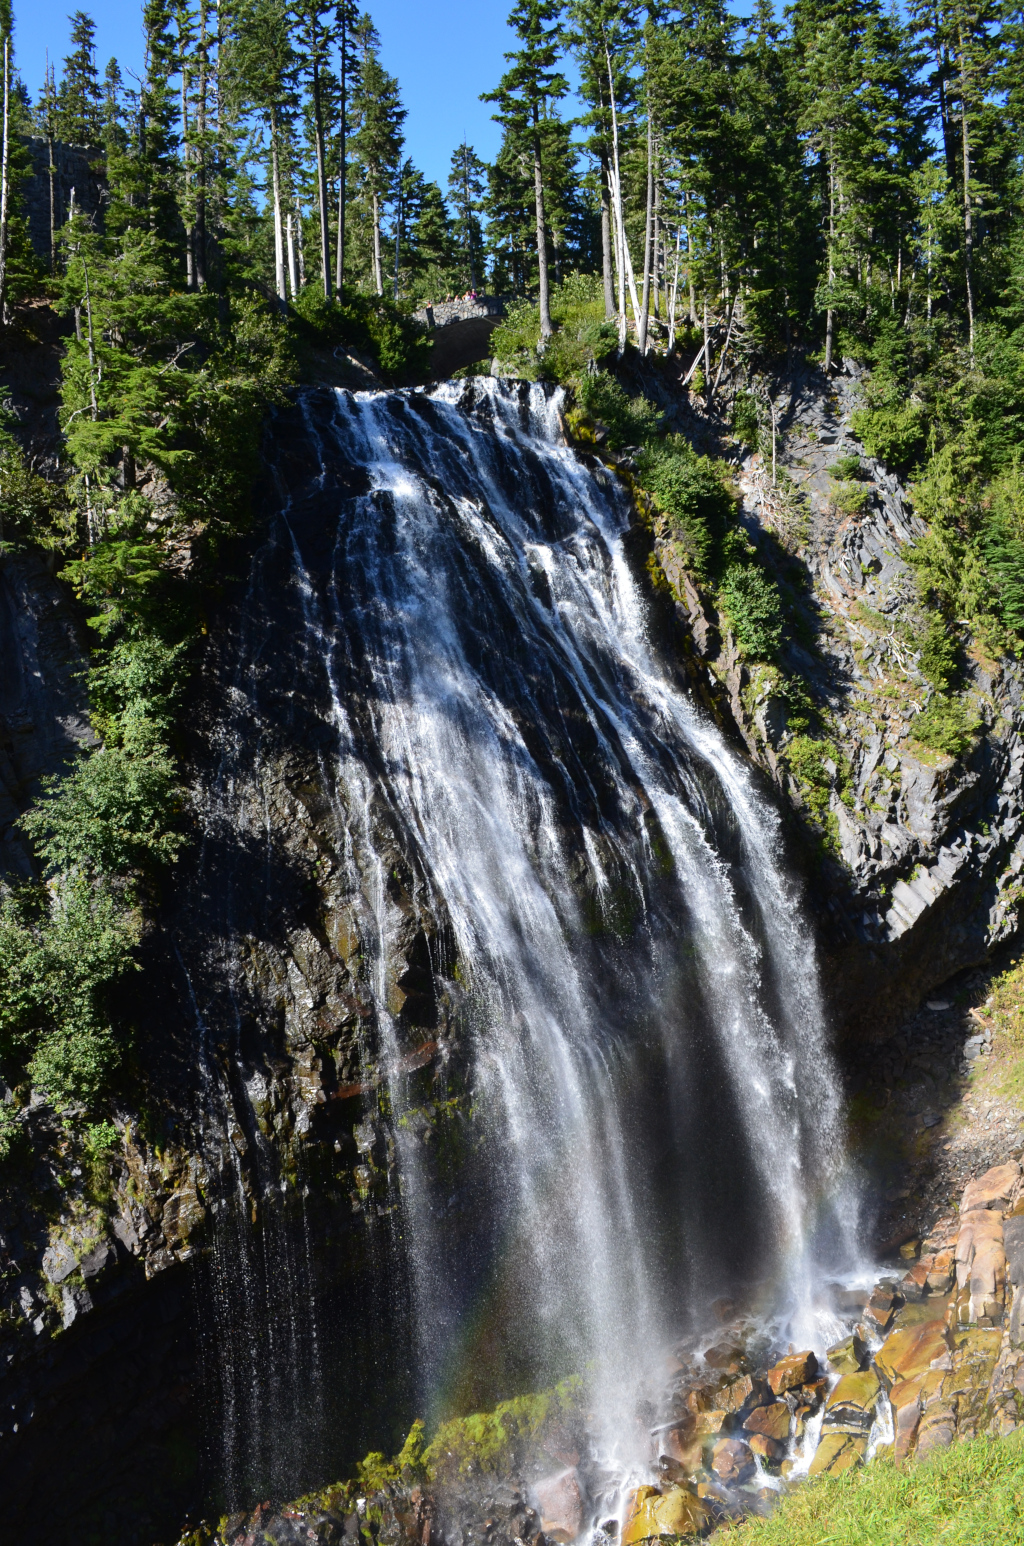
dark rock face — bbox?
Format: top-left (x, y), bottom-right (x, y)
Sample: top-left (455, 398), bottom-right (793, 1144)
top-left (0, 550), bottom-right (95, 878)
top-left (21, 136), bottom-right (106, 263)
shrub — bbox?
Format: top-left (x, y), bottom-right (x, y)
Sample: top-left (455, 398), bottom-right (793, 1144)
top-left (732, 390), bottom-right (760, 450)
top-left (785, 734), bottom-right (847, 815)
top-left (830, 479), bottom-right (871, 517)
top-left (911, 692), bottom-right (980, 757)
top-left (827, 453), bottom-right (864, 480)
top-left (289, 285), bottom-right (430, 382)
top-left (720, 564), bottom-right (784, 658)
top-left (577, 370), bottom-right (661, 450)
top-left (916, 612), bottom-right (961, 690)
top-left (639, 441), bottom-right (736, 578)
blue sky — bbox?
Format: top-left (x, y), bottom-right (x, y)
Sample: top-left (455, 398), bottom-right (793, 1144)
top-left (13, 0), bottom-right (524, 191)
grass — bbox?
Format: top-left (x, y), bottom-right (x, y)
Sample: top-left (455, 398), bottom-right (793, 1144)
top-left (713, 1434), bottom-right (1024, 1545)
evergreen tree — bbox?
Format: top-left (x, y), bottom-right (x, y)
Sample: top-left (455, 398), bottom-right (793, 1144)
top-left (56, 11), bottom-right (104, 146)
top-left (483, 0), bottom-right (568, 339)
top-left (291, 0), bottom-right (335, 297)
top-left (447, 141), bottom-right (486, 290)
top-left (350, 14), bottom-right (405, 296)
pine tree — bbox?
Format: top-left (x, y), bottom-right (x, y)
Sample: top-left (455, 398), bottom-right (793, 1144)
top-left (290, 0), bottom-right (335, 297)
top-left (350, 14), bottom-right (405, 296)
top-left (483, 0), bottom-right (568, 339)
top-left (56, 11), bottom-right (104, 146)
top-left (333, 0), bottom-right (360, 291)
top-left (447, 142), bottom-right (486, 290)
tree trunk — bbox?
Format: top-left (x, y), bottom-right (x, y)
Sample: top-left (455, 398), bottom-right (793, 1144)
top-left (311, 51), bottom-right (332, 300)
top-left (335, 9), bottom-right (347, 294)
top-left (286, 212), bottom-right (298, 296)
top-left (667, 220), bottom-right (681, 352)
top-left (532, 112), bottom-right (552, 340)
top-left (606, 43), bottom-right (627, 348)
top-left (47, 128), bottom-right (57, 274)
top-left (958, 27), bottom-right (975, 358)
top-left (0, 40), bottom-right (10, 325)
top-left (271, 110), bottom-right (287, 306)
top-left (393, 177), bottom-right (401, 301)
top-left (638, 104), bottom-right (654, 354)
top-left (194, 0), bottom-right (208, 288)
top-left (372, 187), bottom-right (382, 295)
top-left (652, 153), bottom-right (661, 320)
top-left (600, 151), bottom-right (614, 320)
top-left (297, 202), bottom-right (306, 286)
top-left (824, 151), bottom-right (835, 373)
top-left (180, 56), bottom-right (193, 288)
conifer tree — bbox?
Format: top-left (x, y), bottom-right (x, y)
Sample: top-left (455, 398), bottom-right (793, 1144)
top-left (484, 0), bottom-right (568, 340)
top-left (291, 0), bottom-right (335, 297)
top-left (447, 142), bottom-right (486, 290)
top-left (56, 11), bottom-right (104, 146)
top-left (350, 14), bottom-right (405, 296)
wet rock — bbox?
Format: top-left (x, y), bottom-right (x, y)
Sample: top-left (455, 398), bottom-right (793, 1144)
top-left (823, 1370), bottom-right (881, 1432)
top-left (533, 1469), bottom-right (583, 1543)
top-left (710, 1437), bottom-right (756, 1486)
top-left (766, 1350), bottom-right (817, 1395)
top-left (863, 1284), bottom-right (900, 1334)
top-left (808, 1431), bottom-right (867, 1477)
top-left (742, 1402), bottom-right (791, 1443)
top-left (961, 1162), bottom-right (1020, 1212)
top-left (826, 1332), bottom-right (870, 1374)
top-left (915, 1404), bottom-right (956, 1459)
top-left (875, 1320), bottom-right (951, 1388)
top-left (621, 1485), bottom-right (710, 1544)
top-left (161, 1185), bottom-right (206, 1249)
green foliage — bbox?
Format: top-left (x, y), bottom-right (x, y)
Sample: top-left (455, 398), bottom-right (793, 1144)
top-left (911, 693), bottom-right (981, 758)
top-left (916, 613), bottom-right (961, 691)
top-left (732, 390), bottom-right (760, 451)
top-left (714, 1433), bottom-right (1024, 1546)
top-left (290, 286), bottom-right (431, 383)
top-left (490, 274), bottom-right (612, 383)
top-left (0, 878), bottom-right (139, 1108)
top-left (720, 564), bottom-right (784, 659)
top-left (576, 371), bottom-right (660, 451)
top-left (785, 735), bottom-right (848, 817)
top-left (422, 1378), bottom-right (583, 1481)
top-left (0, 420), bottom-right (71, 552)
top-left (827, 454), bottom-right (864, 481)
top-left (639, 440), bottom-right (736, 580)
top-left (829, 479), bottom-right (871, 517)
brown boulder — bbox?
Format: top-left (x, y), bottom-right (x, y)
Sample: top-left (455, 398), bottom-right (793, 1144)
top-left (863, 1285), bottom-right (900, 1333)
top-left (962, 1163), bottom-right (1020, 1213)
top-left (743, 1402), bottom-right (791, 1443)
top-left (956, 1210), bottom-right (1006, 1323)
top-left (824, 1370), bottom-right (881, 1431)
top-left (808, 1431), bottom-right (866, 1477)
top-left (890, 1376), bottom-right (924, 1463)
top-left (875, 1320), bottom-right (951, 1388)
top-left (747, 1432), bottom-right (785, 1464)
top-left (767, 1350), bottom-right (817, 1395)
top-left (621, 1486), bottom-right (710, 1544)
top-left (534, 1469), bottom-right (584, 1544)
top-left (710, 1437), bottom-right (756, 1486)
top-left (826, 1333), bottom-right (870, 1375)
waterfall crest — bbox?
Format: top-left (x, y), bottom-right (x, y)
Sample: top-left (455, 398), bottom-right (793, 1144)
top-left (184, 376), bottom-right (859, 1503)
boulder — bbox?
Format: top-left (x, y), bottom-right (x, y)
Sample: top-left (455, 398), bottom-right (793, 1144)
top-left (1002, 1215), bottom-right (1024, 1287)
top-left (875, 1320), bottom-right (951, 1388)
top-left (926, 1249), bottom-right (955, 1293)
top-left (710, 1437), bottom-right (756, 1486)
top-left (863, 1285), bottom-right (900, 1333)
top-left (534, 1468), bottom-right (584, 1543)
top-left (956, 1209), bottom-right (1006, 1323)
top-left (889, 1376), bottom-right (924, 1463)
top-left (824, 1370), bottom-right (881, 1431)
top-left (41, 1240), bottom-right (77, 1284)
top-left (808, 1431), bottom-right (867, 1477)
top-left (621, 1486), bottom-right (710, 1544)
top-left (915, 1405), bottom-right (955, 1459)
top-left (78, 1239), bottom-right (115, 1279)
top-left (658, 1422), bottom-right (702, 1476)
top-left (693, 1409), bottom-right (727, 1437)
top-left (161, 1184), bottom-right (206, 1248)
top-left (60, 1283), bottom-right (92, 1328)
top-left (826, 1333), bottom-right (870, 1375)
top-left (900, 1261), bottom-right (930, 1301)
top-left (746, 1432), bottom-right (785, 1464)
top-left (766, 1350), bottom-right (817, 1395)
top-left (743, 1402), bottom-right (791, 1443)
top-left (961, 1163), bottom-right (1020, 1213)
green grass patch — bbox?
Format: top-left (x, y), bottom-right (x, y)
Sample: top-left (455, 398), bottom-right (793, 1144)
top-left (713, 1433), bottom-right (1024, 1545)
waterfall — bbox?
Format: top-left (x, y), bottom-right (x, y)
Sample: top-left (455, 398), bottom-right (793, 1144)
top-left (182, 376), bottom-right (860, 1506)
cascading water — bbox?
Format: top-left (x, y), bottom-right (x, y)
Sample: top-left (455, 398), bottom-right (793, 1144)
top-left (181, 375), bottom-right (862, 1510)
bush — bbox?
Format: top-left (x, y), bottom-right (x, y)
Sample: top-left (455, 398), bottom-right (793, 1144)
top-left (827, 453), bottom-right (864, 481)
top-left (289, 285), bottom-right (430, 383)
top-left (916, 612), bottom-right (962, 690)
top-left (720, 563), bottom-right (784, 658)
top-left (830, 479), bottom-right (871, 517)
top-left (639, 441), bottom-right (736, 579)
top-left (785, 735), bottom-right (847, 815)
top-left (732, 390), bottom-right (760, 450)
top-left (577, 370), bottom-right (661, 450)
top-left (911, 692), bottom-right (980, 757)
